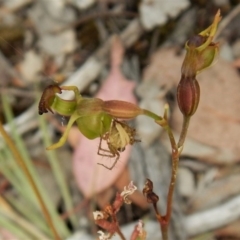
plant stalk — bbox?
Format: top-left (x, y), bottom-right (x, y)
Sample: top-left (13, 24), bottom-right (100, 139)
top-left (160, 224), bottom-right (168, 240)
top-left (0, 121), bottom-right (61, 240)
top-left (178, 116), bottom-right (190, 148)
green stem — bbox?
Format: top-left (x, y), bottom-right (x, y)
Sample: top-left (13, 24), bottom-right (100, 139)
top-left (0, 198), bottom-right (50, 240)
top-left (142, 109), bottom-right (163, 121)
top-left (0, 215), bottom-right (31, 240)
top-left (0, 121), bottom-right (61, 240)
top-left (164, 124), bottom-right (177, 150)
top-left (142, 109), bottom-right (177, 149)
top-left (39, 114), bottom-right (78, 227)
top-left (5, 193), bottom-right (50, 235)
top-left (2, 94), bottom-right (70, 237)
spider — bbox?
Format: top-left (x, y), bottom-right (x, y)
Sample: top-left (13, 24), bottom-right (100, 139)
top-left (97, 119), bottom-right (140, 170)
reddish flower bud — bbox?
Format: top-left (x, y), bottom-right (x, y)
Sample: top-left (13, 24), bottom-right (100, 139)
top-left (102, 100), bottom-right (143, 119)
top-left (177, 75), bottom-right (200, 117)
top-left (178, 11), bottom-right (221, 117)
top-left (142, 179), bottom-right (159, 204)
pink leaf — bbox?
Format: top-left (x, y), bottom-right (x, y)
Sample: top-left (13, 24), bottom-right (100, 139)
top-left (72, 36), bottom-right (137, 197)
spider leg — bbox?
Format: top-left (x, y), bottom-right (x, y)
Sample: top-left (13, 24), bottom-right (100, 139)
top-left (97, 135), bottom-right (116, 157)
top-left (97, 152), bottom-right (120, 170)
top-left (97, 118), bottom-right (123, 169)
top-left (97, 118), bottom-right (116, 156)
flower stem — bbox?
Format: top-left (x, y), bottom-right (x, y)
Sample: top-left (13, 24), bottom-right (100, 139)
top-left (163, 116), bottom-right (191, 238)
top-left (116, 227), bottom-right (126, 240)
top-left (161, 224), bottom-right (169, 240)
top-left (0, 121), bottom-right (60, 240)
top-left (142, 109), bottom-right (163, 121)
top-left (178, 116), bottom-right (191, 148)
top-left (166, 152), bottom-right (179, 222)
top-left (145, 109), bottom-right (191, 239)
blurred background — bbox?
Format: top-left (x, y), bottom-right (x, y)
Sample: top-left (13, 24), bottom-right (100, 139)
top-left (1, 0), bottom-right (240, 239)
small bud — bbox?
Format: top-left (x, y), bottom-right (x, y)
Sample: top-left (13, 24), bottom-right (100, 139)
top-left (102, 100), bottom-right (143, 119)
top-left (177, 76), bottom-right (200, 117)
top-left (142, 179), bottom-right (159, 204)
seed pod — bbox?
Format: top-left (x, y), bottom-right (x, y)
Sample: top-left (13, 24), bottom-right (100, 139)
top-left (177, 75), bottom-right (200, 117)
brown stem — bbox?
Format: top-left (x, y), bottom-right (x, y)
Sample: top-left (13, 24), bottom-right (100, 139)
top-left (164, 124), bottom-right (177, 151)
top-left (178, 116), bottom-right (190, 148)
top-left (161, 224), bottom-right (169, 240)
top-left (0, 121), bottom-right (61, 240)
top-left (144, 109), bottom-right (191, 240)
top-left (164, 116), bottom-right (191, 235)
top-left (153, 203), bottom-right (162, 220)
top-left (116, 227), bottom-right (126, 240)
top-left (108, 225), bottom-right (126, 240)
top-left (166, 152), bottom-right (179, 222)
top-left (165, 116), bottom-right (191, 222)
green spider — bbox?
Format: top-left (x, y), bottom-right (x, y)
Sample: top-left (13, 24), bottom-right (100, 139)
top-left (97, 119), bottom-right (140, 170)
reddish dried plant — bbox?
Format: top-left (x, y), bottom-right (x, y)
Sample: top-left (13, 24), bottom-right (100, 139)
top-left (93, 182), bottom-right (146, 240)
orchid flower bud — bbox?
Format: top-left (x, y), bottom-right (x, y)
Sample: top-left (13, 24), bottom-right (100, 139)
top-left (181, 10), bottom-right (221, 77)
top-left (142, 179), bottom-right (159, 204)
top-left (177, 76), bottom-right (200, 116)
top-left (177, 10), bottom-right (221, 117)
